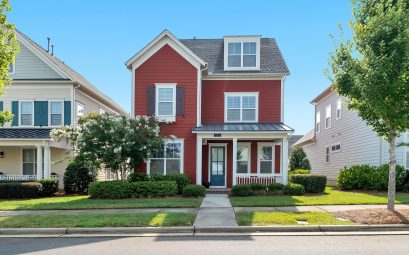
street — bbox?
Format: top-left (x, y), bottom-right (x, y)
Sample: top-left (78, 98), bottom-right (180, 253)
top-left (1, 234), bottom-right (409, 255)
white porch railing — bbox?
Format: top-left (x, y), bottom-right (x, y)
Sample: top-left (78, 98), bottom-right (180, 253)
top-left (236, 175), bottom-right (283, 185)
top-left (0, 175), bottom-right (59, 181)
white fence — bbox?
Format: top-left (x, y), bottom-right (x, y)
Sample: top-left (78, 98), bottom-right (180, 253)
top-left (0, 175), bottom-right (59, 181)
top-left (236, 175), bottom-right (282, 185)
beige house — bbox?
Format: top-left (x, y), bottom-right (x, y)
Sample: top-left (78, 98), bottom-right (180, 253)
top-left (0, 30), bottom-right (126, 185)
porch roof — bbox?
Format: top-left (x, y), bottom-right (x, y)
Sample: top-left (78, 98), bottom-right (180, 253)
top-left (0, 128), bottom-right (52, 139)
top-left (192, 123), bottom-right (293, 133)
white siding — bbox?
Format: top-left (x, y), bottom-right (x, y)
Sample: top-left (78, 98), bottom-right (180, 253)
top-left (11, 43), bottom-right (62, 79)
top-left (74, 90), bottom-right (117, 121)
top-left (303, 91), bottom-right (407, 181)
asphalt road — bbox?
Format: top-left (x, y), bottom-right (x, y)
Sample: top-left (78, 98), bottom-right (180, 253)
top-left (1, 234), bottom-right (409, 255)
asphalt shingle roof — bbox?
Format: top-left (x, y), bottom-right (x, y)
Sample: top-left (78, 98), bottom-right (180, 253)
top-left (180, 38), bottom-right (290, 74)
top-left (0, 128), bottom-right (52, 139)
top-left (192, 123), bottom-right (293, 132)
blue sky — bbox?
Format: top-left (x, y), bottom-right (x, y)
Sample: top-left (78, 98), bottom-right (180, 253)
top-left (8, 0), bottom-right (353, 135)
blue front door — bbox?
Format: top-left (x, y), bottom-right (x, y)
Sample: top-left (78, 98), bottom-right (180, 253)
top-left (210, 146), bottom-right (225, 187)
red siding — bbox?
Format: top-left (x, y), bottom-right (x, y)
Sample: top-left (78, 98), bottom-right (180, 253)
top-left (134, 44), bottom-right (198, 183)
top-left (202, 80), bottom-right (281, 123)
top-left (275, 145), bottom-right (281, 174)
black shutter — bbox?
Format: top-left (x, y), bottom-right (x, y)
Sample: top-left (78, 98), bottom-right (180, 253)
top-left (176, 86), bottom-right (185, 116)
top-left (147, 86), bottom-right (155, 115)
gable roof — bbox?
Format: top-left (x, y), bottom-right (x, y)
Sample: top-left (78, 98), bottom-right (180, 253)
top-left (310, 85), bottom-right (336, 105)
top-left (291, 129), bottom-right (315, 148)
top-left (16, 29), bottom-right (126, 114)
top-left (180, 38), bottom-right (289, 75)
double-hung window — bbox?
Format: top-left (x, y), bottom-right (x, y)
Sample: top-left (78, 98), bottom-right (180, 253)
top-left (50, 101), bottom-right (63, 126)
top-left (224, 37), bottom-right (260, 70)
top-left (258, 143), bottom-right (275, 174)
top-left (156, 84), bottom-right (176, 117)
top-left (237, 143), bottom-right (251, 174)
top-left (325, 104), bottom-right (331, 129)
top-left (148, 140), bottom-right (183, 175)
top-left (225, 93), bottom-right (258, 122)
top-left (20, 101), bottom-right (34, 126)
top-left (336, 99), bottom-right (342, 119)
top-left (316, 111), bottom-right (321, 133)
top-left (22, 148), bottom-right (37, 175)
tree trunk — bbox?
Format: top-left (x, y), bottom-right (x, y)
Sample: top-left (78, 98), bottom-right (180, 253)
top-left (387, 134), bottom-right (397, 211)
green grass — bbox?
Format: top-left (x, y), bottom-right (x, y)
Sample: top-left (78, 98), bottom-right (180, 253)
top-left (236, 211), bottom-right (352, 226)
top-left (231, 187), bottom-right (409, 207)
top-left (0, 196), bottom-right (202, 211)
top-left (0, 212), bottom-right (196, 228)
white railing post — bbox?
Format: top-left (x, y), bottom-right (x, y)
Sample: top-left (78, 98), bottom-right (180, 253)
top-left (282, 137), bottom-right (289, 184)
top-left (196, 135), bottom-right (202, 185)
top-left (44, 144), bottom-right (51, 178)
top-left (232, 137), bottom-right (237, 186)
top-left (36, 146), bottom-right (43, 180)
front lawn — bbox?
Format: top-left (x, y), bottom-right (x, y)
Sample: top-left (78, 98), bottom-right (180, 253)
top-left (0, 212), bottom-right (196, 228)
top-left (0, 196), bottom-right (202, 211)
top-left (231, 187), bottom-right (409, 207)
top-left (236, 211), bottom-right (352, 226)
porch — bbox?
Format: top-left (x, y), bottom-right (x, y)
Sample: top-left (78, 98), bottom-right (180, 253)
top-left (193, 123), bottom-right (293, 188)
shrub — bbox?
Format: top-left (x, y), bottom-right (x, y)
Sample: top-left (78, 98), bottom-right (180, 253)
top-left (64, 160), bottom-right (96, 194)
top-left (249, 183), bottom-right (267, 191)
top-left (267, 183), bottom-right (284, 192)
top-left (128, 172), bottom-right (149, 182)
top-left (150, 173), bottom-right (190, 194)
top-left (283, 183), bottom-right (305, 196)
top-left (231, 185), bottom-right (255, 197)
top-left (132, 181), bottom-right (178, 197)
top-left (371, 164), bottom-right (408, 191)
top-left (0, 182), bottom-right (43, 199)
top-left (183, 185), bottom-right (206, 197)
top-left (289, 174), bottom-right (327, 193)
top-left (37, 179), bottom-right (59, 196)
top-left (289, 169), bottom-right (311, 175)
top-left (289, 147), bottom-right (311, 170)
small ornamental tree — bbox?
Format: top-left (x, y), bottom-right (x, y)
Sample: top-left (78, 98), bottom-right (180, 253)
top-left (0, 0), bottom-right (19, 126)
top-left (328, 0), bottom-right (409, 210)
top-left (289, 147), bottom-right (311, 170)
top-left (53, 113), bottom-right (163, 179)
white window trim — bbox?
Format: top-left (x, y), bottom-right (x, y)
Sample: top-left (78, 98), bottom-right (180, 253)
top-left (236, 142), bottom-right (251, 175)
top-left (331, 142), bottom-right (342, 153)
top-left (325, 104), bottom-right (332, 129)
top-left (147, 138), bottom-right (184, 175)
top-left (208, 143), bottom-right (228, 188)
top-left (76, 102), bottom-right (85, 123)
top-left (224, 37), bottom-right (261, 71)
top-left (19, 100), bottom-right (34, 127)
top-left (224, 92), bottom-right (259, 123)
top-left (336, 99), bottom-right (342, 120)
top-left (316, 111), bottom-right (321, 133)
top-left (155, 83), bottom-right (177, 122)
top-left (257, 142), bottom-right (277, 176)
top-left (8, 62), bottom-right (15, 75)
top-left (48, 100), bottom-right (64, 127)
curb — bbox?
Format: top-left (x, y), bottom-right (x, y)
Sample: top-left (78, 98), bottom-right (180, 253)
top-left (66, 227), bottom-right (193, 235)
top-left (0, 228), bottom-right (67, 235)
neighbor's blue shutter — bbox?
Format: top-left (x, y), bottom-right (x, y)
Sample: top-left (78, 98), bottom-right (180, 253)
top-left (64, 101), bottom-right (71, 125)
top-left (11, 101), bottom-right (19, 126)
top-left (34, 101), bottom-right (48, 126)
top-left (0, 101), bottom-right (3, 111)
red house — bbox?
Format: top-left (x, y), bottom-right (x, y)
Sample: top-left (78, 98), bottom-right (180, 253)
top-left (126, 30), bottom-right (293, 189)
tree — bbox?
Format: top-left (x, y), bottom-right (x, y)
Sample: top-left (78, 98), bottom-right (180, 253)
top-left (289, 147), bottom-right (311, 170)
top-left (328, 0), bottom-right (409, 210)
top-left (0, 0), bottom-right (19, 126)
top-left (53, 113), bottom-right (164, 179)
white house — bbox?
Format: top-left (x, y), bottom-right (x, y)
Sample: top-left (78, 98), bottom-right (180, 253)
top-left (0, 29), bottom-right (126, 185)
top-left (293, 86), bottom-right (409, 183)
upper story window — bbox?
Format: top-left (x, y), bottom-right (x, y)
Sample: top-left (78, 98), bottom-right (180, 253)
top-left (20, 101), bottom-right (34, 126)
top-left (224, 37), bottom-right (260, 71)
top-left (156, 84), bottom-right (176, 117)
top-left (225, 92), bottom-right (258, 122)
top-left (8, 63), bottom-right (15, 74)
top-left (336, 99), bottom-right (342, 119)
top-left (331, 142), bottom-right (341, 153)
top-left (99, 108), bottom-right (106, 115)
top-left (49, 101), bottom-right (63, 126)
top-left (316, 111), bottom-right (321, 133)
top-left (325, 104), bottom-right (331, 129)
top-left (76, 102), bottom-right (85, 122)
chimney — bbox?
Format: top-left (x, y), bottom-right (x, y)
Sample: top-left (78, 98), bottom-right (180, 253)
top-left (47, 37), bottom-right (50, 52)
top-left (51, 45), bottom-right (54, 56)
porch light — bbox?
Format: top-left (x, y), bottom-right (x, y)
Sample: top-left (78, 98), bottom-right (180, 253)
top-left (0, 151), bottom-right (4, 158)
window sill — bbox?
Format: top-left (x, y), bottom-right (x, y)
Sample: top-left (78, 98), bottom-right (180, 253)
top-left (156, 116), bottom-right (176, 123)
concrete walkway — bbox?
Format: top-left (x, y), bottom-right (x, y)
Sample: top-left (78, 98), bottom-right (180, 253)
top-left (194, 194), bottom-right (238, 227)
top-left (235, 204), bottom-right (409, 213)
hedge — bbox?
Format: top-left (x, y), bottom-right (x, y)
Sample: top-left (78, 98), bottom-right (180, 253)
top-left (288, 169), bottom-right (311, 176)
top-left (337, 164), bottom-right (409, 191)
top-left (37, 179), bottom-right (59, 196)
top-left (267, 183), bottom-right (284, 192)
top-left (289, 174), bottom-right (327, 193)
top-left (88, 180), bottom-right (178, 199)
top-left (231, 185), bottom-right (255, 197)
top-left (183, 185), bottom-right (206, 197)
top-left (232, 183), bottom-right (287, 196)
top-left (283, 183), bottom-right (305, 196)
top-left (149, 174), bottom-right (190, 194)
top-left (0, 182), bottom-right (43, 199)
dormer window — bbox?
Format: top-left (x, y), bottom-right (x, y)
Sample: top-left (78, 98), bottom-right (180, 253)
top-left (224, 37), bottom-right (260, 71)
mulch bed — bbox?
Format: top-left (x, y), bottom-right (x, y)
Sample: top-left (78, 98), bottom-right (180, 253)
top-left (333, 209), bottom-right (409, 224)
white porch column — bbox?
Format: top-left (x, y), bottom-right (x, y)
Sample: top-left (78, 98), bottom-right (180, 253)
top-left (43, 144), bottom-right (51, 178)
top-left (282, 137), bottom-right (289, 184)
top-left (36, 146), bottom-right (43, 180)
top-left (196, 135), bottom-right (202, 185)
top-left (232, 137), bottom-right (238, 186)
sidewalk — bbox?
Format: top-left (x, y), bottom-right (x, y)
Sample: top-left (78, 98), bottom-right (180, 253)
top-left (194, 194), bottom-right (238, 227)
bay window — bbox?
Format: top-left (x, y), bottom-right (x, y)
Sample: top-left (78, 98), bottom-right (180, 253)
top-left (148, 140), bottom-right (183, 175)
top-left (225, 93), bottom-right (258, 122)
